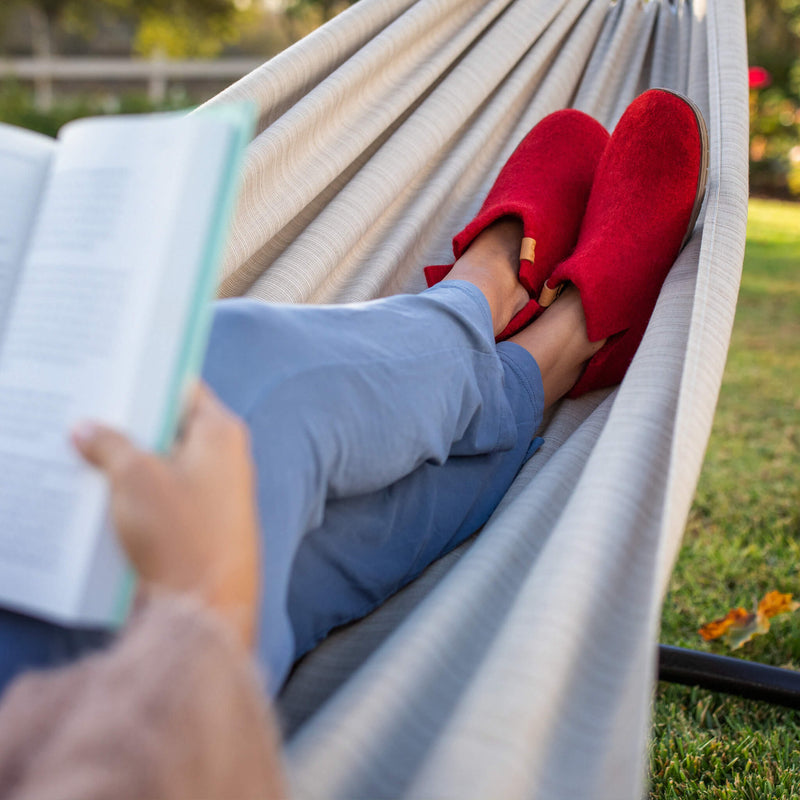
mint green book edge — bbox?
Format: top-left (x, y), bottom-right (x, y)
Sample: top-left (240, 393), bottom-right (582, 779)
top-left (112, 102), bottom-right (257, 625)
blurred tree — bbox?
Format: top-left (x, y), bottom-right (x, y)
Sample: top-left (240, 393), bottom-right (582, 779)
top-left (285, 0), bottom-right (357, 26)
top-left (746, 0), bottom-right (800, 95)
top-left (4, 0), bottom-right (81, 107)
top-left (132, 0), bottom-right (257, 58)
top-left (746, 0), bottom-right (800, 196)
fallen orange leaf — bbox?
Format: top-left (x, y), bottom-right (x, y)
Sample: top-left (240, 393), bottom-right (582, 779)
top-left (726, 614), bottom-right (771, 650)
top-left (698, 591), bottom-right (800, 650)
top-left (757, 590), bottom-right (799, 619)
top-left (699, 607), bottom-right (753, 641)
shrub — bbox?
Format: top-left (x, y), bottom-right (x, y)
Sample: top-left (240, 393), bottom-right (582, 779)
top-left (749, 83), bottom-right (800, 198)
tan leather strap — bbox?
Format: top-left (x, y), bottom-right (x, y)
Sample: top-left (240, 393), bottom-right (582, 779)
top-left (538, 280), bottom-right (564, 308)
top-left (520, 237), bottom-right (536, 263)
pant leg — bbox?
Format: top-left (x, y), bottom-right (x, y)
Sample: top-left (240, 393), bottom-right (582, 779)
top-left (0, 613), bottom-right (109, 695)
top-left (286, 342), bottom-right (545, 661)
top-left (202, 282), bottom-right (525, 692)
top-left (0, 282), bottom-right (523, 699)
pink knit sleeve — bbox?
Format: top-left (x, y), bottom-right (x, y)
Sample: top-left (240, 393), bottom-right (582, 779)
top-left (0, 592), bottom-right (287, 800)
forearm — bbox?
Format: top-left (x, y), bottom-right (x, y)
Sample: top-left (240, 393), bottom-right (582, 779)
top-left (0, 591), bottom-right (286, 800)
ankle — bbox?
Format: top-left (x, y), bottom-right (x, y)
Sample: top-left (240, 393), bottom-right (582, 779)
top-left (556, 285), bottom-right (607, 362)
top-left (466, 216), bottom-right (524, 267)
top-left (445, 217), bottom-right (527, 336)
top-left (508, 284), bottom-right (606, 406)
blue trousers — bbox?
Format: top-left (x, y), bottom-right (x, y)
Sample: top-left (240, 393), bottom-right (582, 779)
top-left (0, 282), bottom-right (544, 696)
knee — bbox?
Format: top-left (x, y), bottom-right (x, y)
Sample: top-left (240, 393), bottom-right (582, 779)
top-left (207, 299), bottom-right (270, 351)
top-left (203, 300), bottom-right (279, 413)
top-left (204, 299), bottom-right (287, 373)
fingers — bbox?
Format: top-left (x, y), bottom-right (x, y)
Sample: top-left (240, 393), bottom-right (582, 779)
top-left (189, 380), bottom-right (231, 425)
top-left (72, 421), bottom-right (146, 479)
top-left (177, 381), bottom-right (249, 464)
top-left (70, 380), bottom-right (248, 484)
top-left (174, 379), bottom-right (204, 441)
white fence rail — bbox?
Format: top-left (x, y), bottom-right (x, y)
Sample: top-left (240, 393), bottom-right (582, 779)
top-left (0, 57), bottom-right (264, 107)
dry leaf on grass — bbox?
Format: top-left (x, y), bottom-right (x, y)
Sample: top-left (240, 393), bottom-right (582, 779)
top-left (757, 590), bottom-right (799, 618)
top-left (698, 590), bottom-right (800, 650)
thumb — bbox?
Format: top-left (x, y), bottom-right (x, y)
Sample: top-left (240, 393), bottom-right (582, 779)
top-left (176, 381), bottom-right (242, 461)
top-left (71, 421), bottom-right (144, 479)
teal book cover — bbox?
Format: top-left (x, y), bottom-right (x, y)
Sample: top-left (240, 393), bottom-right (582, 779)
top-left (112, 101), bottom-right (256, 624)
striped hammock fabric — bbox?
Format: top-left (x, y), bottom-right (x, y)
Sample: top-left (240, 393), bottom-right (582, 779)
top-left (203, 1), bottom-right (748, 797)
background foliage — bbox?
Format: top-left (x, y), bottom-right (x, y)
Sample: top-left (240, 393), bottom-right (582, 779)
top-left (747, 0), bottom-right (800, 196)
top-left (0, 0), bottom-right (358, 126)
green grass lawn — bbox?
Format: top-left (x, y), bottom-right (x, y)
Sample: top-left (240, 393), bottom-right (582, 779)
top-left (650, 198), bottom-right (800, 798)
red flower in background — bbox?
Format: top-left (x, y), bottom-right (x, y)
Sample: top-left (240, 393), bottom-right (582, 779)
top-left (749, 66), bottom-right (771, 90)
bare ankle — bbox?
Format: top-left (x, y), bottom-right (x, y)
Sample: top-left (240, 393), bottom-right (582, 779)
top-left (467, 216), bottom-right (524, 266)
top-left (508, 284), bottom-right (606, 407)
top-left (445, 217), bottom-right (527, 335)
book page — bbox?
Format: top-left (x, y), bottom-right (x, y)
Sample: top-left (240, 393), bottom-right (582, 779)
top-left (0, 124), bottom-right (55, 343)
top-left (0, 113), bottom-right (232, 621)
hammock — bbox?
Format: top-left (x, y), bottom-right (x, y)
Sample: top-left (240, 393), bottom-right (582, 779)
top-left (202, 0), bottom-right (748, 797)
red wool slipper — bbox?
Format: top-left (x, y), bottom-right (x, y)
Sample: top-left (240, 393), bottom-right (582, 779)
top-left (542, 88), bottom-right (710, 396)
top-left (424, 109), bottom-right (610, 339)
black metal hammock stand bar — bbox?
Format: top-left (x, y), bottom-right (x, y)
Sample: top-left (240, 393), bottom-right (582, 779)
top-left (658, 645), bottom-right (800, 709)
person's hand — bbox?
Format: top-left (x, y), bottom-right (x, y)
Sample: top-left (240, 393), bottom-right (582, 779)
top-left (71, 382), bottom-right (261, 651)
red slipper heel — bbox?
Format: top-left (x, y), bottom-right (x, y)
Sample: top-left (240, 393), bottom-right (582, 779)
top-left (542, 89), bottom-right (710, 396)
top-left (424, 109), bottom-right (610, 339)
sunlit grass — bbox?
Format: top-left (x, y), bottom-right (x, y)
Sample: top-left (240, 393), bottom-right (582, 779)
top-left (650, 198), bottom-right (800, 799)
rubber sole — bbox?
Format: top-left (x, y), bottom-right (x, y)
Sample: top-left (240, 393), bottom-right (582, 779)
top-left (657, 87), bottom-right (710, 250)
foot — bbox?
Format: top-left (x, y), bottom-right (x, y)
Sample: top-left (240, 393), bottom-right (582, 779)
top-left (444, 217), bottom-right (530, 337)
top-left (538, 89), bottom-right (709, 397)
top-left (509, 284), bottom-right (606, 408)
top-left (424, 109), bottom-right (610, 339)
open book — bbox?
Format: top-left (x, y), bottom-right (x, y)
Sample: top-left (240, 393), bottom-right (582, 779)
top-left (0, 105), bottom-right (253, 627)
